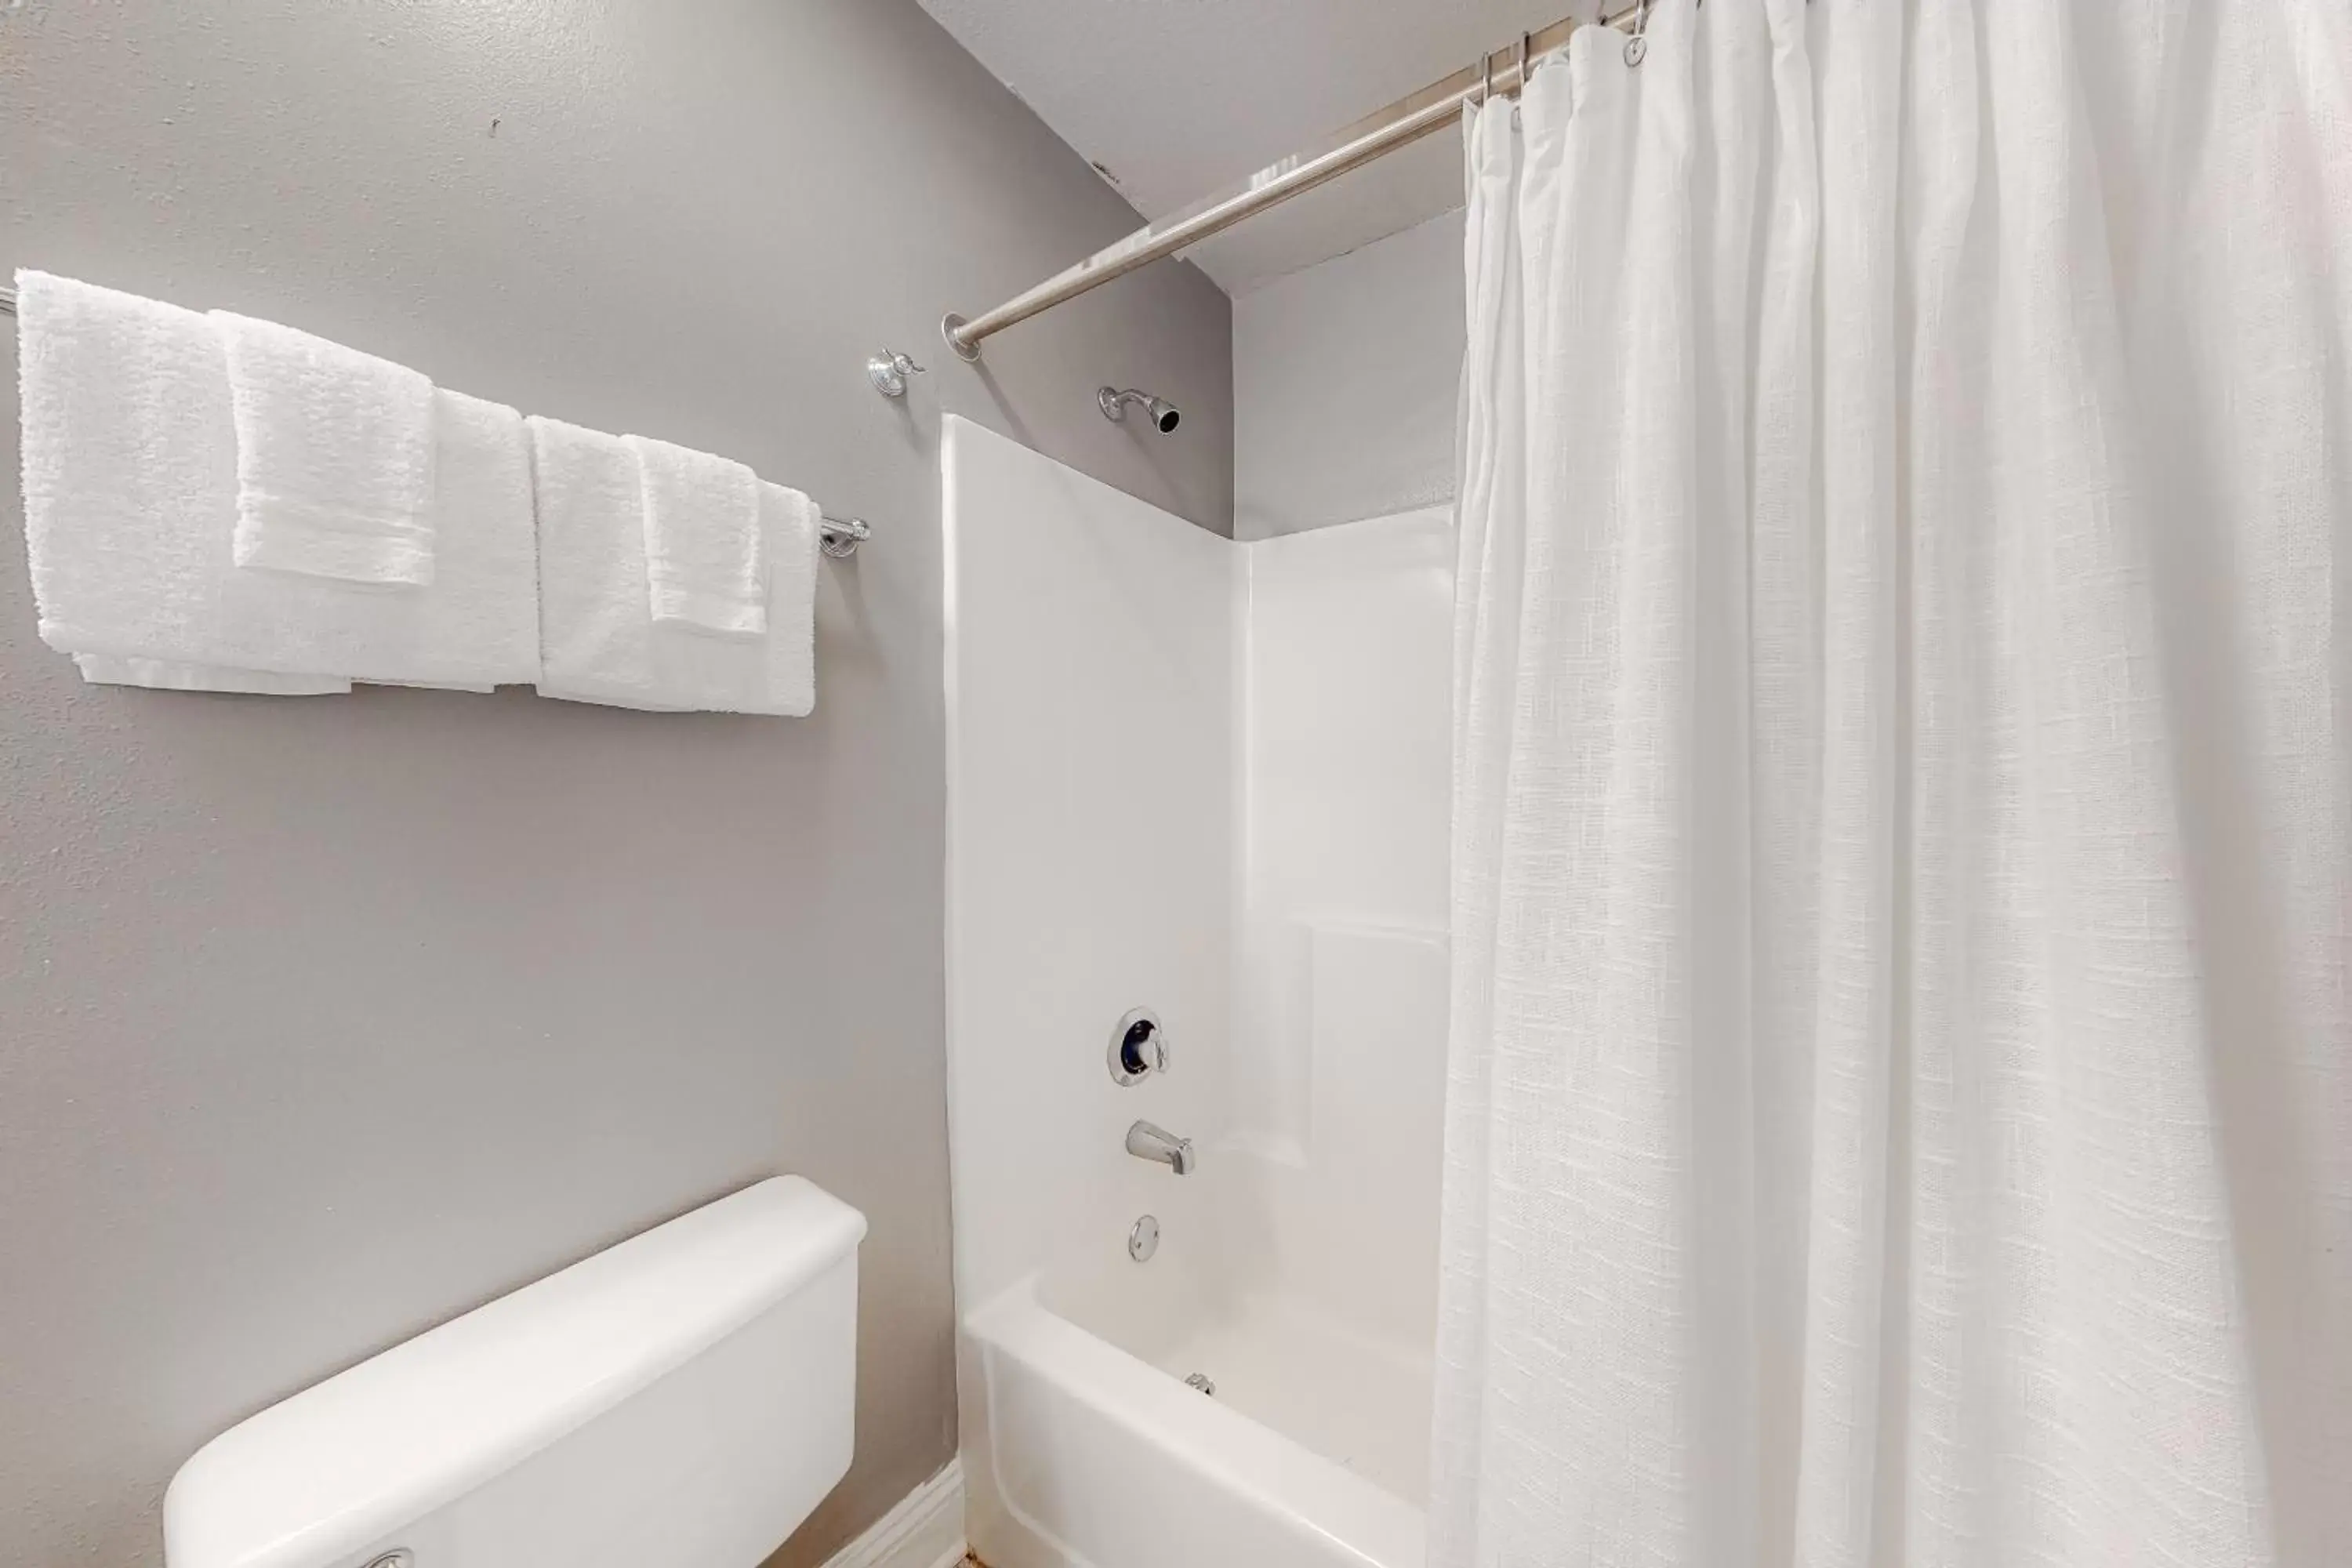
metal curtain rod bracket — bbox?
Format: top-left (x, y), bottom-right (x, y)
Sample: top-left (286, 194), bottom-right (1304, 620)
top-left (940, 1), bottom-right (1658, 361)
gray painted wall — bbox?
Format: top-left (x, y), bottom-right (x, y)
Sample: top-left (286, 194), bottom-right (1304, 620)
top-left (1233, 209), bottom-right (1462, 540)
top-left (0, 3), bottom-right (1230, 1564)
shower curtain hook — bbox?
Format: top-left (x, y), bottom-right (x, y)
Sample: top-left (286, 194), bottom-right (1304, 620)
top-left (1481, 44), bottom-right (1495, 106)
top-left (1626, 0), bottom-right (1653, 67)
top-left (1516, 31), bottom-right (1532, 93)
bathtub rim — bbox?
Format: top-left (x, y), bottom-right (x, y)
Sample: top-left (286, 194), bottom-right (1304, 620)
top-left (961, 1272), bottom-right (1426, 1568)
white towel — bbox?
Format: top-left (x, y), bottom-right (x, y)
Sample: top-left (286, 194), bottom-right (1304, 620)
top-left (758, 479), bottom-right (821, 717)
top-left (15, 270), bottom-right (539, 688)
top-left (623, 434), bottom-right (766, 637)
top-left (16, 270), bottom-right (278, 677)
top-left (531, 416), bottom-right (819, 716)
top-left (212, 309), bottom-right (437, 586)
top-left (72, 655), bottom-right (351, 696)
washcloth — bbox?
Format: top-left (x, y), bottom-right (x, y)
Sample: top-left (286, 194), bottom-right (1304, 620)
top-left (531, 416), bottom-right (819, 715)
top-left (235, 387), bottom-right (540, 684)
top-left (623, 434), bottom-right (766, 636)
top-left (213, 308), bottom-right (437, 586)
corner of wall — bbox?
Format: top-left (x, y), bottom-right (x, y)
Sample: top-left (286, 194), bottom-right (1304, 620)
top-left (1231, 210), bottom-right (1467, 542)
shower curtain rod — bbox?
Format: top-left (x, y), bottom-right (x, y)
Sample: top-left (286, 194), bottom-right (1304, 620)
top-left (938, 2), bottom-right (1653, 362)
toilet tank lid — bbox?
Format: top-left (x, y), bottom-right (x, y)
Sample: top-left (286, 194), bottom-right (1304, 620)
top-left (163, 1177), bottom-right (866, 1568)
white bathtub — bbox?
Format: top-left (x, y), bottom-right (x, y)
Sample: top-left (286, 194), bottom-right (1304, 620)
top-left (960, 1246), bottom-right (1430, 1568)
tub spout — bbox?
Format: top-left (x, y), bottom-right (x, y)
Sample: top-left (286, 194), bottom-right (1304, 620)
top-left (1126, 1120), bottom-right (1196, 1175)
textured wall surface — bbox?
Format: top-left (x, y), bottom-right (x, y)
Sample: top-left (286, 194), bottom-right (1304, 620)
top-left (1234, 211), bottom-right (1462, 539)
top-left (0, 3), bottom-right (1231, 1564)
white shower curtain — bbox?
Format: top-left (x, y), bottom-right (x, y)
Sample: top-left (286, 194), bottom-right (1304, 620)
top-left (1434, 4), bottom-right (2350, 1566)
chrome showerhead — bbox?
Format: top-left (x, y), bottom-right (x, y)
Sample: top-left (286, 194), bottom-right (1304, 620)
top-left (1098, 386), bottom-right (1181, 434)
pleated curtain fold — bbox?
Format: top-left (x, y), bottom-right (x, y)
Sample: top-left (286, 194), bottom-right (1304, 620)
top-left (1432, 4), bottom-right (2352, 1564)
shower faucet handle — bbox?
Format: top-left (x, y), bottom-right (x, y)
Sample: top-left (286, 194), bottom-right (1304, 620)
top-left (1109, 1007), bottom-right (1169, 1085)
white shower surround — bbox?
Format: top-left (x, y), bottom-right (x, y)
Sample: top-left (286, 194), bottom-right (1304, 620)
top-left (943, 416), bottom-right (1451, 1568)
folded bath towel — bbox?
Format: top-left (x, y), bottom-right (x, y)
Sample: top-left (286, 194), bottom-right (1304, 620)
top-left (531, 416), bottom-right (819, 716)
top-left (15, 270), bottom-right (539, 688)
top-left (213, 308), bottom-right (437, 586)
top-left (623, 433), bottom-right (766, 637)
top-left (16, 270), bottom-right (276, 676)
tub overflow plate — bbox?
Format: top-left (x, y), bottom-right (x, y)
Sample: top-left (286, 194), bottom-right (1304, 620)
top-left (1128, 1214), bottom-right (1160, 1262)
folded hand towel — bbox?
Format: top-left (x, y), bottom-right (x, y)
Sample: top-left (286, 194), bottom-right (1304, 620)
top-left (72, 655), bottom-right (351, 696)
top-left (531, 416), bottom-right (819, 716)
top-left (757, 478), bottom-right (821, 718)
top-left (15, 270), bottom-right (539, 688)
top-left (382, 388), bottom-right (540, 684)
top-left (623, 434), bottom-right (766, 637)
top-left (212, 309), bottom-right (437, 586)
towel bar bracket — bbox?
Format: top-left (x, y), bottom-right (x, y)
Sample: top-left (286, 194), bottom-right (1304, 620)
top-left (818, 515), bottom-right (871, 559)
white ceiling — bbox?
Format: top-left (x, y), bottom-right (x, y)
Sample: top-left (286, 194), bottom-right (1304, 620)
top-left (919, 0), bottom-right (1592, 296)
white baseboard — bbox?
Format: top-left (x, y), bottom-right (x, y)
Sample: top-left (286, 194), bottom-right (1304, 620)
top-left (823, 1456), bottom-right (967, 1568)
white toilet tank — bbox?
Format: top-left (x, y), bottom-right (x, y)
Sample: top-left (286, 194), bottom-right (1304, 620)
top-left (164, 1177), bottom-right (866, 1568)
